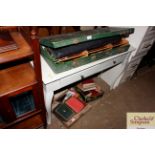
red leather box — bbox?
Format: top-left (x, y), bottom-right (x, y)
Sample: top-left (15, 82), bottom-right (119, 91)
top-left (65, 96), bottom-right (85, 113)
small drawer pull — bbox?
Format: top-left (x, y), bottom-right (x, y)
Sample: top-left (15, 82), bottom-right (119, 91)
top-left (113, 60), bottom-right (116, 64)
top-left (131, 64), bottom-right (138, 68)
top-left (81, 75), bottom-right (84, 80)
top-left (143, 44), bottom-right (152, 49)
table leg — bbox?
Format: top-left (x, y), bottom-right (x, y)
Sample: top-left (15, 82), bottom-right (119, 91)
top-left (44, 89), bottom-right (54, 125)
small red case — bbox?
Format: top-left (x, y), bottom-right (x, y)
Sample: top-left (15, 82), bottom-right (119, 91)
top-left (65, 96), bottom-right (85, 113)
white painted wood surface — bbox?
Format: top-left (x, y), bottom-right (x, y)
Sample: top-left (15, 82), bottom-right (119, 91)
top-left (41, 47), bottom-right (134, 124)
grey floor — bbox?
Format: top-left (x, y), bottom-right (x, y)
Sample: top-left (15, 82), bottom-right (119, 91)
top-left (48, 65), bottom-right (155, 129)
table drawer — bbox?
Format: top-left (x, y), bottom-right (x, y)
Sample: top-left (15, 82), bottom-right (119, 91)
top-left (137, 40), bottom-right (153, 55)
top-left (45, 79), bottom-right (62, 92)
top-left (143, 34), bottom-right (155, 42)
top-left (140, 40), bottom-right (154, 50)
top-left (127, 58), bottom-right (141, 71)
top-left (60, 73), bottom-right (81, 89)
top-left (121, 69), bottom-right (135, 83)
top-left (46, 73), bottom-right (81, 91)
top-left (135, 47), bottom-right (149, 57)
top-left (143, 30), bottom-right (155, 42)
top-left (80, 54), bottom-right (127, 78)
top-left (147, 27), bottom-right (155, 33)
top-left (59, 53), bottom-right (127, 89)
top-left (131, 49), bottom-right (148, 61)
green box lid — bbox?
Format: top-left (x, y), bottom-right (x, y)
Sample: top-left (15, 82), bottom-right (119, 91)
top-left (40, 27), bottom-right (134, 48)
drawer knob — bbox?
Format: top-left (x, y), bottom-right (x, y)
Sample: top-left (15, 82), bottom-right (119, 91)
top-left (113, 60), bottom-right (116, 64)
top-left (81, 75), bottom-right (84, 80)
top-left (131, 64), bottom-right (138, 68)
top-left (144, 44), bottom-right (151, 49)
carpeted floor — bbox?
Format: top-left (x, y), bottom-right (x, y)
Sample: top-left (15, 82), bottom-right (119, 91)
top-left (48, 65), bottom-right (155, 129)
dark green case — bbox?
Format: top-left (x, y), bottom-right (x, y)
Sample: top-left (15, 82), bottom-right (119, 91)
top-left (40, 27), bottom-right (134, 48)
top-left (54, 103), bottom-right (75, 121)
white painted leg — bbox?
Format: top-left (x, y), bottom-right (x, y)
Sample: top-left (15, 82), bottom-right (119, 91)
top-left (44, 89), bottom-right (54, 125)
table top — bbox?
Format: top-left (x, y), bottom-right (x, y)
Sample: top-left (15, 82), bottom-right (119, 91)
top-left (41, 46), bottom-right (135, 85)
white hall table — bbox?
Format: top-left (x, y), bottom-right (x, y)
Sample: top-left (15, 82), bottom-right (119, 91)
top-left (40, 46), bottom-right (134, 124)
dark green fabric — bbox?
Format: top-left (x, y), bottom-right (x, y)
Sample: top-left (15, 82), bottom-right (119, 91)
top-left (40, 27), bottom-right (134, 48)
